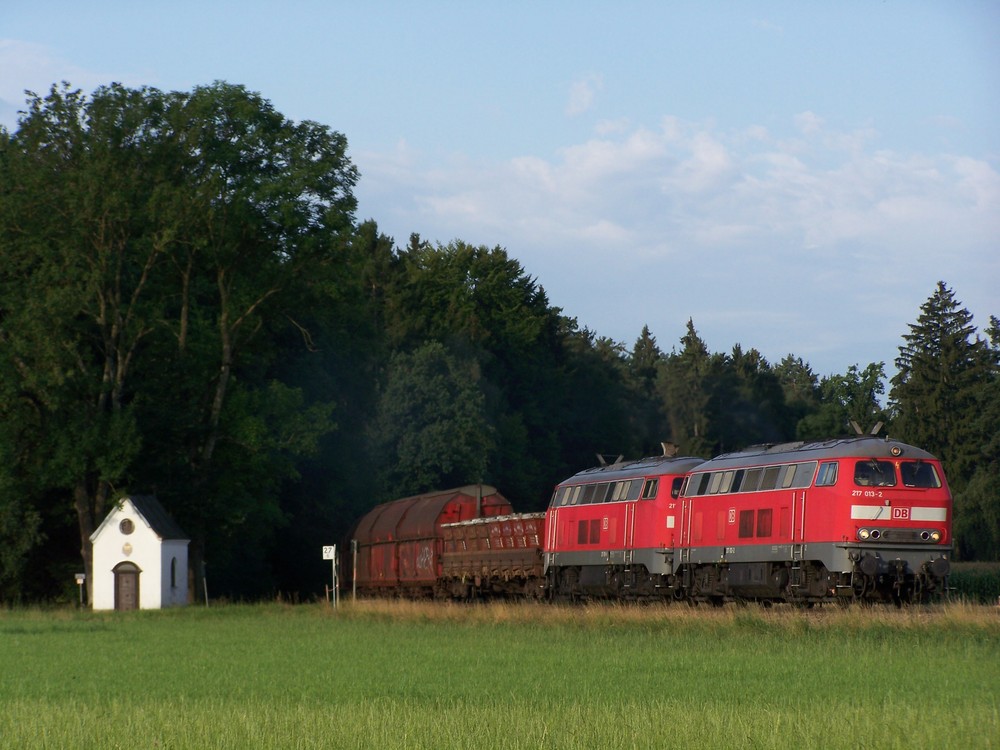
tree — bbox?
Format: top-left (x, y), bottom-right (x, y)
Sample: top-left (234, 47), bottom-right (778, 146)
top-left (948, 315), bottom-right (1000, 559)
top-left (0, 81), bottom-right (357, 597)
top-left (889, 283), bottom-right (997, 559)
top-left (797, 363), bottom-right (889, 441)
top-left (774, 355), bottom-right (821, 435)
top-left (378, 240), bottom-right (571, 506)
top-left (659, 320), bottom-right (715, 457)
top-left (0, 83), bottom-right (170, 597)
top-left (368, 342), bottom-right (494, 499)
top-left (890, 282), bottom-right (992, 486)
top-left (723, 345), bottom-right (792, 448)
top-left (626, 326), bottom-right (669, 455)
top-left (556, 327), bottom-right (640, 474)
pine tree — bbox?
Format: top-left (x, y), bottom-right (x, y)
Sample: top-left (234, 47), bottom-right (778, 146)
top-left (889, 283), bottom-right (998, 559)
top-left (953, 315), bottom-right (1000, 559)
top-left (659, 319), bottom-right (714, 457)
top-left (890, 282), bottom-right (992, 484)
top-left (627, 326), bottom-right (668, 455)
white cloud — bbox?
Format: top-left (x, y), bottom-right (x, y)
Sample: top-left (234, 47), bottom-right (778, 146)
top-left (565, 74), bottom-right (603, 117)
top-left (362, 115), bottom-right (999, 266)
top-left (668, 132), bottom-right (734, 194)
top-left (595, 118), bottom-right (631, 136)
top-left (0, 39), bottom-right (150, 131)
top-left (355, 113), bottom-right (998, 372)
top-left (794, 111), bottom-right (824, 135)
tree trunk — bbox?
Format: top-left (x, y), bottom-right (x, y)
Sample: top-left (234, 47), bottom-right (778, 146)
top-left (73, 480), bottom-right (110, 605)
top-left (73, 483), bottom-right (96, 605)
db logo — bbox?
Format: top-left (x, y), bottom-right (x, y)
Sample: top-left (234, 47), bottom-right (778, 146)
top-left (891, 507), bottom-right (910, 520)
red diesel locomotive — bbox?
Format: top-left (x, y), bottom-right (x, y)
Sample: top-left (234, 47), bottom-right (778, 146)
top-left (675, 436), bottom-right (951, 604)
top-left (345, 436), bottom-right (952, 605)
top-left (543, 452), bottom-right (704, 600)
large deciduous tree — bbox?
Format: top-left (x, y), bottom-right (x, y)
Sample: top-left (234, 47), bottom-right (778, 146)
top-left (0, 81), bottom-right (357, 598)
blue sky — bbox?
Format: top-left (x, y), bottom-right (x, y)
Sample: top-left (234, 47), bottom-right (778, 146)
top-left (3, 2), bottom-right (998, 378)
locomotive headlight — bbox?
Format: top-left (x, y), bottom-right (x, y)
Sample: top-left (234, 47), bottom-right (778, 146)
top-left (930, 530), bottom-right (941, 542)
top-left (858, 528), bottom-right (870, 540)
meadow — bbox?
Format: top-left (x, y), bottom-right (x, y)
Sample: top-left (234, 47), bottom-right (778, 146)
top-left (1, 599), bottom-right (997, 749)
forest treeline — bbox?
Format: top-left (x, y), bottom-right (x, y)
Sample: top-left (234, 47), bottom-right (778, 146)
top-left (1, 83), bottom-right (997, 601)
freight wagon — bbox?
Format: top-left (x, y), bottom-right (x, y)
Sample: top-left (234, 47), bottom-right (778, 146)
top-left (440, 513), bottom-right (546, 599)
top-left (348, 485), bottom-right (512, 597)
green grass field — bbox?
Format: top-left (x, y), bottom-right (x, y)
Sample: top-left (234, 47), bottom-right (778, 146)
top-left (1, 600), bottom-right (998, 749)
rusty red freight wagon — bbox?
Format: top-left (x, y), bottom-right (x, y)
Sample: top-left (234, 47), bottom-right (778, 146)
top-left (349, 485), bottom-right (512, 597)
top-left (440, 512), bottom-right (547, 598)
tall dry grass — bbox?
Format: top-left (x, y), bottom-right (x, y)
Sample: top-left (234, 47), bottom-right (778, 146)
top-left (333, 595), bottom-right (1000, 634)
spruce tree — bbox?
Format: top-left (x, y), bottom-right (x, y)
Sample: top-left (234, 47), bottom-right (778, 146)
top-left (889, 283), bottom-right (998, 559)
top-left (658, 319), bottom-right (714, 457)
top-left (953, 315), bottom-right (1000, 559)
top-left (890, 282), bottom-right (991, 484)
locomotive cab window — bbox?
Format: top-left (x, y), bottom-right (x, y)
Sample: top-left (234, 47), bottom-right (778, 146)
top-left (670, 476), bottom-right (684, 499)
top-left (641, 478), bottom-right (659, 500)
top-left (900, 461), bottom-right (941, 488)
top-left (854, 460), bottom-right (897, 487)
top-left (815, 462), bottom-right (838, 486)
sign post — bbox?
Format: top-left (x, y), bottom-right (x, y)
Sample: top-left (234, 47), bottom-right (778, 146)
top-left (322, 545), bottom-right (337, 608)
top-left (351, 539), bottom-right (357, 601)
top-left (74, 573), bottom-right (86, 608)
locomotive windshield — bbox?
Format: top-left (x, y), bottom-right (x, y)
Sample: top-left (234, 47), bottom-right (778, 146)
top-left (900, 460), bottom-right (942, 488)
top-left (853, 460), bottom-right (896, 487)
top-left (853, 459), bottom-right (943, 488)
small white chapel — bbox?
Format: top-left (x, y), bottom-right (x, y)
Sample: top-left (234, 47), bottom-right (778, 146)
top-left (89, 495), bottom-right (190, 610)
